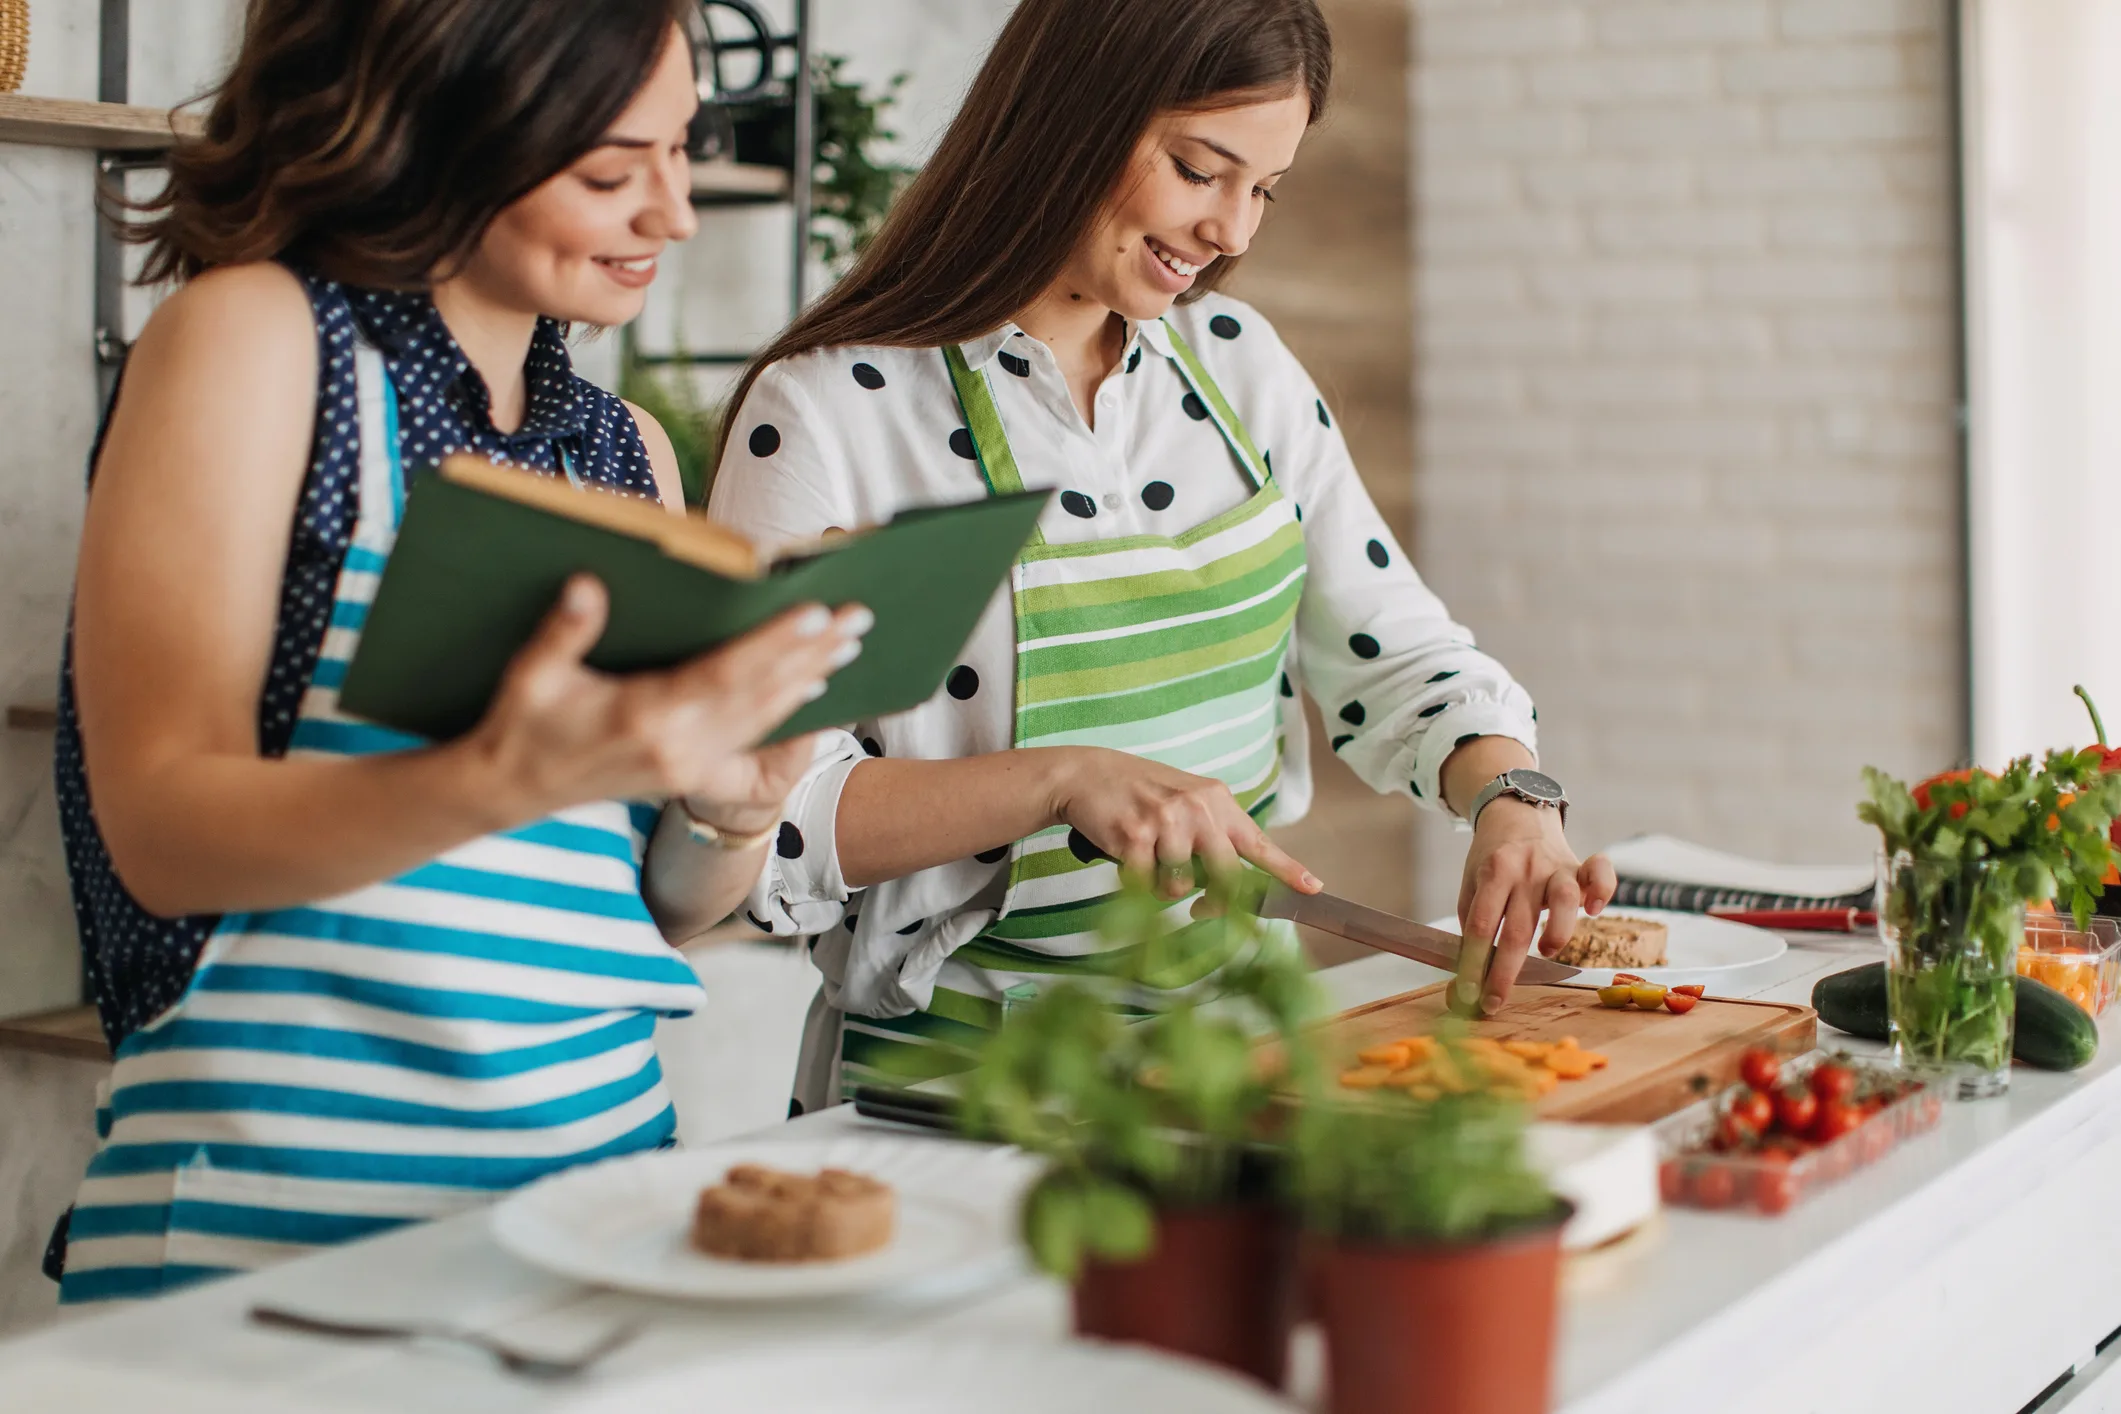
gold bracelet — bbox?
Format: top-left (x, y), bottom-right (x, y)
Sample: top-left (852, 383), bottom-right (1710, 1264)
top-left (678, 800), bottom-right (778, 852)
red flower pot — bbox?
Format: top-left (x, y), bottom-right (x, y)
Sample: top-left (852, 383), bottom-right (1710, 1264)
top-left (1308, 1209), bottom-right (1568, 1414)
top-left (1072, 1204), bottom-right (1296, 1389)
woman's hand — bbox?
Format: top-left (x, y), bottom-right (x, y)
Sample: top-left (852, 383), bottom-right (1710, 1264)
top-left (1048, 747), bottom-right (1321, 899)
top-left (467, 575), bottom-right (871, 825)
top-left (1457, 798), bottom-right (1617, 1013)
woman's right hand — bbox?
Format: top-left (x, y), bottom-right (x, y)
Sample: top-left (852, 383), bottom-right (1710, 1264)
top-left (1046, 746), bottom-right (1321, 899)
top-left (465, 574), bottom-right (871, 823)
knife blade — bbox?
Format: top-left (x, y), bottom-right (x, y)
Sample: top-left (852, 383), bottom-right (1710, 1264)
top-left (1255, 885), bottom-right (1584, 996)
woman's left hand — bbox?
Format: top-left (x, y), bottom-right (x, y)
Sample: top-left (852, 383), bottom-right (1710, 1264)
top-left (1457, 798), bottom-right (1617, 1013)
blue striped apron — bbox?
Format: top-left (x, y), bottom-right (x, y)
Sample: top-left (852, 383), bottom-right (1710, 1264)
top-left (58, 341), bottom-right (707, 1305)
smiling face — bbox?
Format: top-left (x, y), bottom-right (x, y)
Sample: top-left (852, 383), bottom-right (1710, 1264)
top-left (456, 23), bottom-right (700, 325)
top-left (1061, 90), bottom-right (1310, 323)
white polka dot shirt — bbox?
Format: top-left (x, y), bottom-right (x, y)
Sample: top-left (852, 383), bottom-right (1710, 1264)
top-left (707, 293), bottom-right (1537, 1004)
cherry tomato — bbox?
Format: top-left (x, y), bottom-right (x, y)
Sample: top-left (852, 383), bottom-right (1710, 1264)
top-left (1664, 991), bottom-right (1699, 1014)
top-left (1730, 1089), bottom-right (1774, 1134)
top-left (1751, 1150), bottom-right (1797, 1215)
top-left (1672, 984), bottom-right (1706, 999)
top-left (1809, 1063), bottom-right (1859, 1104)
top-left (1812, 1097), bottom-right (1861, 1144)
top-left (1691, 1164), bottom-right (1736, 1209)
top-left (1659, 1160), bottom-right (1688, 1203)
top-left (1714, 1112), bottom-right (1757, 1152)
top-left (1773, 1086), bottom-right (1818, 1136)
top-left (1738, 1048), bottom-right (1781, 1094)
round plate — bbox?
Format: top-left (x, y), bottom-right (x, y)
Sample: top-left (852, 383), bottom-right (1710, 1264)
top-left (1426, 906), bottom-right (1786, 986)
top-left (490, 1134), bottom-right (1037, 1302)
top-left (566, 1337), bottom-right (1299, 1414)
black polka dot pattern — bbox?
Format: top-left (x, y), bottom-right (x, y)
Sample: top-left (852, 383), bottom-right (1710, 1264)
top-left (845, 915), bottom-right (859, 931)
top-left (1141, 481), bottom-right (1175, 511)
top-left (1366, 539), bottom-right (1389, 568)
top-left (1061, 491), bottom-right (1098, 519)
top-left (851, 362), bottom-right (886, 390)
top-left (975, 845), bottom-right (1009, 864)
top-left (54, 273), bottom-right (658, 1048)
top-left (1280, 673), bottom-right (1294, 698)
top-left (1181, 392), bottom-right (1209, 421)
top-left (1316, 399), bottom-right (1331, 428)
top-left (1067, 829), bottom-right (1111, 864)
top-left (749, 424), bottom-right (781, 457)
top-left (947, 665), bottom-right (980, 700)
top-left (1127, 347), bottom-right (1143, 374)
top-left (788, 1098), bottom-right (806, 1119)
top-left (1418, 702), bottom-right (1448, 719)
top-left (1349, 633), bottom-right (1380, 659)
top-left (862, 737), bottom-right (883, 757)
top-left (1339, 702), bottom-right (1366, 726)
top-left (998, 351), bottom-right (1031, 378)
top-left (1331, 734), bottom-right (1354, 752)
top-left (776, 822), bottom-right (804, 859)
top-left (1456, 734), bottom-right (1483, 750)
top-left (1209, 314), bottom-right (1242, 340)
top-left (949, 427), bottom-right (977, 460)
top-left (1410, 780), bottom-right (1423, 798)
top-left (745, 909), bottom-right (775, 933)
top-left (1427, 670), bottom-right (1459, 684)
top-left (896, 919), bottom-right (926, 936)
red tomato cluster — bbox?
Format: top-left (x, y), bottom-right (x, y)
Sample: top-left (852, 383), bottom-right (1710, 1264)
top-left (1659, 1051), bottom-right (1933, 1216)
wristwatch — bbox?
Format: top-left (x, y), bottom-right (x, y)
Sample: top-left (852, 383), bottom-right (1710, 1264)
top-left (678, 799), bottom-right (778, 852)
top-left (1468, 769), bottom-right (1569, 830)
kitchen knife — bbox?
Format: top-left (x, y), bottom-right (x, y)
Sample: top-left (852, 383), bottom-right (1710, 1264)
top-left (1255, 885), bottom-right (1583, 1008)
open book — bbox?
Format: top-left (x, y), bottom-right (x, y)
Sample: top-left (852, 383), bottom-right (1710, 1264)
top-left (338, 456), bottom-right (1048, 742)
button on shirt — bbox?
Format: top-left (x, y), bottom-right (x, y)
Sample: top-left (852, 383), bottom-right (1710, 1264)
top-left (706, 294), bottom-right (1538, 1003)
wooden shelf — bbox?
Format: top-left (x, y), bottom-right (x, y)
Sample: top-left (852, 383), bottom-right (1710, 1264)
top-left (0, 1006), bottom-right (109, 1063)
top-left (6, 701), bottom-right (58, 732)
top-left (691, 160), bottom-right (790, 206)
top-left (0, 93), bottom-right (204, 152)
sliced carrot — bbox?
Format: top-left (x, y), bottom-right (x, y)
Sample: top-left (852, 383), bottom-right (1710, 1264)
top-left (1545, 1050), bottom-right (1596, 1080)
top-left (1502, 1040), bottom-right (1554, 1061)
top-left (1339, 1066), bottom-right (1395, 1089)
top-left (1358, 1041), bottom-right (1413, 1068)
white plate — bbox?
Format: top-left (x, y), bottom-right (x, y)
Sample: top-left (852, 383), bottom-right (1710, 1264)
top-left (560, 1336), bottom-right (1298, 1414)
top-left (1425, 906), bottom-right (1785, 986)
top-left (490, 1134), bottom-right (1037, 1302)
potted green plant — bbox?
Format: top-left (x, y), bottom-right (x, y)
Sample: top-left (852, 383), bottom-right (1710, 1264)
top-left (1292, 1066), bottom-right (1569, 1414)
top-left (957, 875), bottom-right (1322, 1389)
top-left (1860, 703), bottom-right (2121, 1098)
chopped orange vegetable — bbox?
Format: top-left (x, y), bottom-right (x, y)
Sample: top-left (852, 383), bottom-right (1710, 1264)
top-left (1358, 1041), bottom-right (1413, 1068)
top-left (1544, 1049), bottom-right (1596, 1080)
top-left (1339, 1065), bottom-right (1394, 1089)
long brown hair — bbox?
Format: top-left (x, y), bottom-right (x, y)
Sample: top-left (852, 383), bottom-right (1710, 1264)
top-left (131, 0), bottom-right (684, 287)
top-left (718, 0), bottom-right (1331, 459)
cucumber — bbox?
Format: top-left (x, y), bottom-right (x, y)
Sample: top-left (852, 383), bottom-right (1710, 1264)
top-left (1811, 962), bottom-right (2099, 1071)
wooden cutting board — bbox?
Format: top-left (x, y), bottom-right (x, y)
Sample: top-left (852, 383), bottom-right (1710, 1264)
top-left (1310, 983), bottom-right (1816, 1124)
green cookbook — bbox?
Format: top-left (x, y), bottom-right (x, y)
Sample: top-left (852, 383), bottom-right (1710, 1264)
top-left (339, 457), bottom-right (1047, 742)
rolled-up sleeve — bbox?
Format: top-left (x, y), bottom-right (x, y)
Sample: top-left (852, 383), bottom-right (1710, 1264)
top-left (1269, 339), bottom-right (1538, 819)
top-left (708, 364), bottom-right (870, 932)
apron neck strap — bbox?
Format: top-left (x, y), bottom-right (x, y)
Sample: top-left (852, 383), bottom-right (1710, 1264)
top-left (942, 317), bottom-right (1273, 525)
top-left (1160, 322), bottom-right (1270, 491)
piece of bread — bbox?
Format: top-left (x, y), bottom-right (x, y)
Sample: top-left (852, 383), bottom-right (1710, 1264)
top-left (691, 1163), bottom-right (896, 1263)
top-left (1553, 915), bottom-right (1669, 970)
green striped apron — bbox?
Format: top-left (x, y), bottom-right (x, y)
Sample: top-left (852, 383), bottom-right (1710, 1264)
top-left (837, 322), bottom-right (1308, 1094)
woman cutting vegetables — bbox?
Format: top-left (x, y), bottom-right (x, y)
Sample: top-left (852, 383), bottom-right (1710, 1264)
top-left (710, 0), bottom-right (1617, 1110)
top-left (49, 0), bottom-right (867, 1302)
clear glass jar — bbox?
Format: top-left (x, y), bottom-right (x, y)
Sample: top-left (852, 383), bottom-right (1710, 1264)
top-left (1876, 850), bottom-right (2024, 1099)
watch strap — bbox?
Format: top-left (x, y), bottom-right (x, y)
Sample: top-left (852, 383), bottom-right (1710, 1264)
top-left (1468, 771), bottom-right (1568, 831)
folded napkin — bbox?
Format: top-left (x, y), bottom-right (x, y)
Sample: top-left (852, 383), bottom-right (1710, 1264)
top-left (1605, 834), bottom-right (1875, 914)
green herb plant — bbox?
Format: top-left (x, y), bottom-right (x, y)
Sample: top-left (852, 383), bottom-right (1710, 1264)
top-left (1860, 728), bottom-right (2121, 1079)
top-left (616, 361), bottom-right (724, 507)
top-left (1291, 1048), bottom-right (1558, 1247)
top-left (956, 873), bottom-right (1322, 1281)
top-left (806, 56), bottom-right (914, 271)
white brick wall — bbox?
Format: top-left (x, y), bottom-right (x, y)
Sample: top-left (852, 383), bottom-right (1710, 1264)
top-left (1410, 0), bottom-right (1960, 907)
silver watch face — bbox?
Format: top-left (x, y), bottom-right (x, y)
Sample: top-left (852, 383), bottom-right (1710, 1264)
top-left (1504, 769), bottom-right (1565, 804)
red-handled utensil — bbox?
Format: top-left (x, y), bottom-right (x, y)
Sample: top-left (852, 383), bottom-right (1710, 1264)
top-left (1706, 906), bottom-right (1877, 932)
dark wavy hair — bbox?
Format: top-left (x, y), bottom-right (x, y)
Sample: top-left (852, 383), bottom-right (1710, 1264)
top-left (130, 0), bottom-right (685, 287)
top-left (716, 0), bottom-right (1331, 462)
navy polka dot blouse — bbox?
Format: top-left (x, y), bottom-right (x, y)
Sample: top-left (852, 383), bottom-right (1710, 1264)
top-left (52, 268), bottom-right (659, 1050)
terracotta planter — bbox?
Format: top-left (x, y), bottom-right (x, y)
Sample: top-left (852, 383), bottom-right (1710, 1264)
top-left (1309, 1208), bottom-right (1569, 1414)
top-left (1072, 1203), bottom-right (1296, 1389)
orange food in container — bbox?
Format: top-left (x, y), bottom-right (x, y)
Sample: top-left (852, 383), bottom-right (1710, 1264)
top-left (2017, 914), bottom-right (2121, 1017)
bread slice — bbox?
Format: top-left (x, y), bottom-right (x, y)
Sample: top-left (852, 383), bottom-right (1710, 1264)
top-left (691, 1163), bottom-right (896, 1263)
top-left (1553, 915), bottom-right (1669, 970)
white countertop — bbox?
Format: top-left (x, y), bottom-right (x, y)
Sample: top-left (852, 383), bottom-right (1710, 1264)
top-left (8, 931), bottom-right (2121, 1414)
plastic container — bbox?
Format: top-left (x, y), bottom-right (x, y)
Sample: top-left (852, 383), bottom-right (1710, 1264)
top-left (2018, 913), bottom-right (2121, 1017)
top-left (1653, 1053), bottom-right (1942, 1216)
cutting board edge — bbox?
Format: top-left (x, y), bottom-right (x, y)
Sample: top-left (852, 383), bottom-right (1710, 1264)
top-left (1327, 980), bottom-right (1814, 1025)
